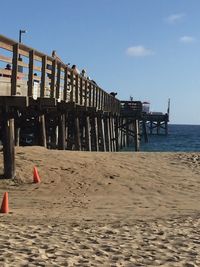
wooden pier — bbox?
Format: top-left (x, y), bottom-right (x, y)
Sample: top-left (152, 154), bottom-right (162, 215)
top-left (0, 34), bottom-right (169, 179)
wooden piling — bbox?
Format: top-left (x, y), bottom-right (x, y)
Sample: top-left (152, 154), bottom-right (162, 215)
top-left (58, 113), bottom-right (66, 150)
top-left (134, 119), bottom-right (140, 152)
top-left (142, 120), bottom-right (148, 143)
top-left (85, 115), bottom-right (92, 151)
top-left (75, 116), bottom-right (81, 150)
top-left (2, 114), bottom-right (16, 179)
top-left (94, 116), bottom-right (99, 151)
top-left (98, 114), bottom-right (106, 151)
top-left (38, 114), bottom-right (47, 148)
top-left (115, 116), bottom-right (119, 151)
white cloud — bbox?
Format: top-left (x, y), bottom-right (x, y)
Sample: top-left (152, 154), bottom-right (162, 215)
top-left (165, 13), bottom-right (185, 24)
top-left (179, 36), bottom-right (196, 43)
top-left (126, 45), bottom-right (154, 57)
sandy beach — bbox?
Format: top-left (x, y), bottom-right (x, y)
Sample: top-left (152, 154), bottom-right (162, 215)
top-left (0, 147), bottom-right (200, 266)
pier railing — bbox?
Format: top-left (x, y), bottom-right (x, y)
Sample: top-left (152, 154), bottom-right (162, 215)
top-left (0, 34), bottom-right (120, 113)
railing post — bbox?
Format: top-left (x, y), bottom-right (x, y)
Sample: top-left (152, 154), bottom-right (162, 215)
top-left (76, 74), bottom-right (79, 104)
top-left (50, 59), bottom-right (57, 98)
top-left (56, 62), bottom-right (61, 100)
top-left (28, 50), bottom-right (34, 97)
top-left (41, 55), bottom-right (47, 97)
top-left (11, 43), bottom-right (19, 96)
top-left (84, 80), bottom-right (88, 107)
top-left (70, 70), bottom-right (74, 102)
top-left (79, 77), bottom-right (83, 105)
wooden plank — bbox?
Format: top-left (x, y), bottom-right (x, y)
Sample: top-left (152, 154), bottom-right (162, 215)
top-left (0, 55), bottom-right (12, 63)
top-left (11, 43), bottom-right (19, 95)
top-left (56, 62), bottom-right (61, 99)
top-left (28, 50), bottom-right (34, 97)
top-left (40, 55), bottom-right (47, 97)
top-left (50, 59), bottom-right (56, 98)
top-left (0, 41), bottom-right (12, 52)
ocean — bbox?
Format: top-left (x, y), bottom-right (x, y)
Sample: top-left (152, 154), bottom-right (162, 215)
top-left (140, 124), bottom-right (200, 152)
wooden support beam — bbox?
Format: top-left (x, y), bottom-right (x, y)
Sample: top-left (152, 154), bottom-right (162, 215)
top-left (115, 116), bottom-right (119, 152)
top-left (14, 119), bottom-right (20, 146)
top-left (65, 112), bottom-right (69, 148)
top-left (104, 116), bottom-right (111, 152)
top-left (75, 116), bottom-right (81, 150)
top-left (2, 113), bottom-right (16, 179)
top-left (165, 120), bottom-right (168, 135)
top-left (94, 116), bottom-right (99, 151)
top-left (126, 118), bottom-right (129, 147)
top-left (150, 121), bottom-right (153, 135)
top-left (142, 120), bottom-right (148, 143)
top-left (119, 117), bottom-right (122, 149)
top-left (85, 116), bottom-right (91, 151)
top-left (58, 113), bottom-right (66, 150)
top-left (98, 115), bottom-right (106, 151)
top-left (111, 116), bottom-right (116, 151)
top-left (109, 117), bottom-right (113, 151)
top-left (134, 119), bottom-right (140, 152)
top-left (38, 114), bottom-right (47, 148)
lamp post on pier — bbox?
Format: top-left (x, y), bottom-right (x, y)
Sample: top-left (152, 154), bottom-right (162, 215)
top-left (19, 29), bottom-right (27, 43)
top-left (18, 30), bottom-right (27, 72)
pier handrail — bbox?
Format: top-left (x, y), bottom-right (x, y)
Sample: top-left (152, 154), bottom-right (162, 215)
top-left (0, 34), bottom-right (120, 113)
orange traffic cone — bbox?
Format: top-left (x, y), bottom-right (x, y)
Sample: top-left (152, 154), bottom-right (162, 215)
top-left (0, 192), bottom-right (9, 213)
top-left (33, 167), bottom-right (41, 183)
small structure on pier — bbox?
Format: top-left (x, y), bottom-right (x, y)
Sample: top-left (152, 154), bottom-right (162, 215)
top-left (142, 99), bottom-right (170, 135)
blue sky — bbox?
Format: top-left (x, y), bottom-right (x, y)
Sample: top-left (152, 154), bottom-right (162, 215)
top-left (1, 0), bottom-right (200, 124)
